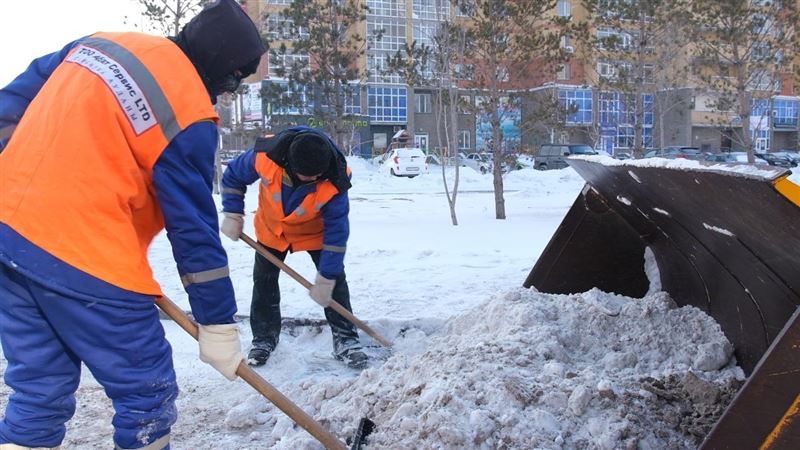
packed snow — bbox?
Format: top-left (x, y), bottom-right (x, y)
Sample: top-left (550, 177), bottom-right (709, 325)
top-left (2, 156), bottom-right (793, 449)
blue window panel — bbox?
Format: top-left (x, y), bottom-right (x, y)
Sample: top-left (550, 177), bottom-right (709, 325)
top-left (368, 86), bottom-right (407, 123)
top-left (774, 99), bottom-right (798, 127)
top-left (643, 94), bottom-right (654, 126)
top-left (642, 127), bottom-right (653, 148)
top-left (751, 99), bottom-right (769, 117)
top-left (617, 125), bottom-right (635, 148)
top-left (559, 88), bottom-right (593, 124)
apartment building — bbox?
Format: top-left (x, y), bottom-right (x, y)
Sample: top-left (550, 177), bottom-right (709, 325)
top-left (237, 0), bottom-right (798, 156)
top-left (538, 0), bottom-right (799, 155)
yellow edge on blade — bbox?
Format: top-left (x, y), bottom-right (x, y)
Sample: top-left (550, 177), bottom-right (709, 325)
top-left (774, 175), bottom-right (800, 208)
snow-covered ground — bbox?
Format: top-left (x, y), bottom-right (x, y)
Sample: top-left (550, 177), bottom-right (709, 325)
top-left (2, 158), bottom-right (794, 449)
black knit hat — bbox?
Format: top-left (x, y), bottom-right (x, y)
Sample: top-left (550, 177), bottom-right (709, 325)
top-left (172, 0), bottom-right (266, 88)
top-left (288, 134), bottom-right (332, 176)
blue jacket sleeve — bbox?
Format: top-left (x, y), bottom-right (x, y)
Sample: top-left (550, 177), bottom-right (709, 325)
top-left (318, 191), bottom-right (350, 279)
top-left (221, 149), bottom-right (259, 214)
top-left (153, 121), bottom-right (238, 325)
top-left (0, 39), bottom-right (81, 152)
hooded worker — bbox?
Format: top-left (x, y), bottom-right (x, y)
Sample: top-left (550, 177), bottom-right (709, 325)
top-left (219, 127), bottom-right (368, 370)
top-left (0, 0), bottom-right (265, 448)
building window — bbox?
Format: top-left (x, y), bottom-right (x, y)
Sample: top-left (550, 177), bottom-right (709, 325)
top-left (557, 0), bottom-right (571, 17)
top-left (617, 126), bottom-right (634, 148)
top-left (599, 91), bottom-right (619, 125)
top-left (643, 94), bottom-right (653, 126)
top-left (368, 86), bottom-right (407, 123)
top-left (456, 0), bottom-right (475, 16)
top-left (458, 95), bottom-right (471, 113)
top-left (599, 91), bottom-right (652, 147)
top-left (367, 52), bottom-right (403, 84)
top-left (455, 64), bottom-right (474, 81)
top-left (265, 14), bottom-right (308, 41)
top-left (415, 93), bottom-right (432, 113)
top-left (557, 64), bottom-right (571, 81)
top-left (496, 66), bottom-right (509, 83)
top-left (642, 127), bottom-right (653, 148)
top-left (321, 85), bottom-right (362, 115)
top-left (413, 0), bottom-right (449, 21)
top-left (267, 0), bottom-right (291, 4)
top-left (345, 87), bottom-right (362, 115)
top-left (458, 130), bottom-right (471, 150)
top-left (268, 81), bottom-right (311, 115)
top-left (367, 0), bottom-right (406, 18)
top-left (597, 60), bottom-right (631, 81)
top-left (773, 98), bottom-right (799, 127)
top-left (413, 21), bottom-right (439, 48)
top-left (268, 53), bottom-right (309, 79)
top-left (559, 89), bottom-right (593, 124)
top-left (368, 18), bottom-right (406, 51)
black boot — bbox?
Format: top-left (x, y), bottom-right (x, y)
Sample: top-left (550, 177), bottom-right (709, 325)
top-left (247, 346), bottom-right (273, 367)
top-left (335, 347), bottom-right (369, 370)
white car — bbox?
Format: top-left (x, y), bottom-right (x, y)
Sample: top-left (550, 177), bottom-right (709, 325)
top-left (377, 147), bottom-right (428, 178)
top-left (449, 152), bottom-right (491, 174)
top-left (466, 153), bottom-right (493, 174)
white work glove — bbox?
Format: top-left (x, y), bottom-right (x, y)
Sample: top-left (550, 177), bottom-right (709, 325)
top-left (221, 212), bottom-right (244, 241)
top-left (198, 323), bottom-right (243, 381)
top-left (309, 272), bottom-right (336, 307)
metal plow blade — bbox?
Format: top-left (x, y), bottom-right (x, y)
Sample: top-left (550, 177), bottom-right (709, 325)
top-left (524, 158), bottom-right (799, 449)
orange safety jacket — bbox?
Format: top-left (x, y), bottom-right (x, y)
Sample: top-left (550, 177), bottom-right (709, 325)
top-left (0, 32), bottom-right (218, 295)
top-left (253, 153), bottom-right (345, 251)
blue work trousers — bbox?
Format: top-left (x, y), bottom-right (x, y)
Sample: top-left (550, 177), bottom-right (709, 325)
top-left (0, 264), bottom-right (177, 449)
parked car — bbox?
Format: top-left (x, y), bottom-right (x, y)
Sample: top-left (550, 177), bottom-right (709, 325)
top-left (614, 152), bottom-right (632, 160)
top-left (643, 146), bottom-right (704, 160)
top-left (449, 152), bottom-right (491, 174)
top-left (466, 152), bottom-right (493, 174)
top-left (376, 147), bottom-right (428, 177)
top-left (755, 152), bottom-right (794, 168)
top-left (534, 144), bottom-right (598, 170)
top-left (773, 150), bottom-right (800, 167)
top-left (705, 152), bottom-right (770, 166)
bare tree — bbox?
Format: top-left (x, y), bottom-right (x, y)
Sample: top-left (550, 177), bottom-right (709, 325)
top-left (684, 0), bottom-right (799, 162)
top-left (579, 0), bottom-right (690, 157)
top-left (128, 0), bottom-right (207, 37)
top-left (386, 8), bottom-right (468, 226)
top-left (452, 0), bottom-right (570, 220)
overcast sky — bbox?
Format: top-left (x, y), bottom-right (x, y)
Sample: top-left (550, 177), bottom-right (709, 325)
top-left (0, 1), bottom-right (142, 86)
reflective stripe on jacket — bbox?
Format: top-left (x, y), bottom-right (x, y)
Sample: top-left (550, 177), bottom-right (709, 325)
top-left (253, 153), bottom-right (342, 252)
top-left (0, 32), bottom-right (218, 295)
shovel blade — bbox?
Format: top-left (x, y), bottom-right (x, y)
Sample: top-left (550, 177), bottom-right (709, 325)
top-left (349, 417), bottom-right (375, 450)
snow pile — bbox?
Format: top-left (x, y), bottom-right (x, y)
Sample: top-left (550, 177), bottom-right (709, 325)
top-left (224, 288), bottom-right (743, 450)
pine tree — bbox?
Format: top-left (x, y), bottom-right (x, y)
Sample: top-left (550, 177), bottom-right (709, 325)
top-left (262, 0), bottom-right (369, 151)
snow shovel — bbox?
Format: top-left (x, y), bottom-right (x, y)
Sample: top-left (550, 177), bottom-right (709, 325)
top-left (156, 295), bottom-right (374, 450)
top-left (239, 232), bottom-right (392, 348)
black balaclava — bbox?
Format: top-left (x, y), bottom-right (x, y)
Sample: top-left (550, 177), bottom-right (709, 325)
top-left (288, 134), bottom-right (333, 177)
top-left (170, 0), bottom-right (267, 103)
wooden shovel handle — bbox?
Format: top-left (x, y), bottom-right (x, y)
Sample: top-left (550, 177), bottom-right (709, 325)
top-left (156, 295), bottom-right (348, 450)
top-left (240, 232), bottom-right (392, 348)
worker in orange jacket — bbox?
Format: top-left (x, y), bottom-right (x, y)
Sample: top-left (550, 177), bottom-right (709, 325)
top-left (0, 1), bottom-right (265, 448)
top-left (220, 127), bottom-right (368, 369)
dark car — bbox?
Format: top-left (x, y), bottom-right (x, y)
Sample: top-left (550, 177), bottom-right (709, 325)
top-left (757, 152), bottom-right (796, 168)
top-left (705, 152), bottom-right (770, 166)
top-left (643, 146), bottom-right (704, 160)
top-left (614, 152), bottom-right (632, 160)
top-left (535, 144), bottom-right (598, 170)
top-left (773, 150), bottom-right (800, 167)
